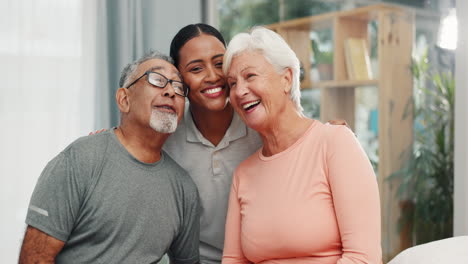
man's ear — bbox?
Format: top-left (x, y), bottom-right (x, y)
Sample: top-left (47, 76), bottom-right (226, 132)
top-left (116, 88), bottom-right (130, 113)
top-left (282, 67), bottom-right (293, 94)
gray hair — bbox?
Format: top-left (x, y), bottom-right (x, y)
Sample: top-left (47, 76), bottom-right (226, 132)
top-left (223, 26), bottom-right (303, 114)
top-left (119, 50), bottom-right (174, 88)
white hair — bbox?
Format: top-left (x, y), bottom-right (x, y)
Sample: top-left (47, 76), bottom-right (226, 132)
top-left (223, 26), bottom-right (303, 114)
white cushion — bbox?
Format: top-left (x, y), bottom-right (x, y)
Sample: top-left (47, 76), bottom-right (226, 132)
top-left (388, 236), bottom-right (468, 264)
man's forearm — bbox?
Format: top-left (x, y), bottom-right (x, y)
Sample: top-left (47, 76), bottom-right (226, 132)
top-left (19, 226), bottom-right (65, 264)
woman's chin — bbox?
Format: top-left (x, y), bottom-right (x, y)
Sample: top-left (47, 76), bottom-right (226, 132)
top-left (243, 116), bottom-right (267, 132)
top-left (208, 99), bottom-right (230, 112)
top-left (192, 97), bottom-right (230, 113)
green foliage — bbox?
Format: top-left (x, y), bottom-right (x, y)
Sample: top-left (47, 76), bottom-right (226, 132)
top-left (382, 0), bottom-right (439, 10)
top-left (312, 39), bottom-right (333, 65)
top-left (282, 0), bottom-right (338, 20)
top-left (219, 0), bottom-right (279, 42)
top-left (218, 0), bottom-right (441, 44)
top-left (390, 50), bottom-right (454, 245)
top-left (218, 0), bottom-right (338, 43)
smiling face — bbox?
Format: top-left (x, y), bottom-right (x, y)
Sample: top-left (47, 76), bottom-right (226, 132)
top-left (227, 51), bottom-right (293, 132)
top-left (177, 34), bottom-right (228, 112)
top-left (124, 58), bottom-right (185, 133)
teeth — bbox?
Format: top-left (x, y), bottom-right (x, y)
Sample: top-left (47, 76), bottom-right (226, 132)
top-left (242, 100), bottom-right (260, 110)
top-left (158, 106), bottom-right (173, 110)
top-left (204, 87), bottom-right (222, 94)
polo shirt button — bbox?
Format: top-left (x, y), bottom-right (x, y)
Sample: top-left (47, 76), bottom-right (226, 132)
top-left (213, 160), bottom-right (219, 168)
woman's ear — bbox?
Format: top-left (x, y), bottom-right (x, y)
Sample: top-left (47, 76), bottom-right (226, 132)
top-left (116, 88), bottom-right (130, 113)
top-left (282, 67), bottom-right (293, 94)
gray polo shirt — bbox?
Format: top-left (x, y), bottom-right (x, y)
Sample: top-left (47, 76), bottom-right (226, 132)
top-left (164, 106), bottom-right (262, 264)
top-left (26, 130), bottom-right (200, 263)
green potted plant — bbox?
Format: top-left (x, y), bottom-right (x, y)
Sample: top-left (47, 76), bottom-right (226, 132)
top-left (312, 39), bottom-right (333, 81)
top-left (390, 50), bottom-right (454, 246)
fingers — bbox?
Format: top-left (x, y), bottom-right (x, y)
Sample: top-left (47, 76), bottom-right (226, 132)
top-left (328, 119), bottom-right (347, 126)
top-left (327, 119), bottom-right (353, 133)
top-left (89, 129), bottom-right (106, 135)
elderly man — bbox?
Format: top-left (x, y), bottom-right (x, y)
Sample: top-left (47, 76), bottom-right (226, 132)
top-left (18, 51), bottom-right (200, 264)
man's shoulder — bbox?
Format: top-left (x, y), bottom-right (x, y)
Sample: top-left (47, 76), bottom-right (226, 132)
top-left (61, 131), bottom-right (111, 164)
top-left (161, 152), bottom-right (191, 180)
top-left (162, 151), bottom-right (198, 193)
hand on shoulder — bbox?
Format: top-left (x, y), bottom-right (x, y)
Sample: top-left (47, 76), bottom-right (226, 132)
top-left (88, 129), bottom-right (107, 136)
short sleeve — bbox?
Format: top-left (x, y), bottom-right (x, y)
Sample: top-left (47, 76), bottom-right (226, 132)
top-left (326, 126), bottom-right (382, 264)
top-left (168, 181), bottom-right (201, 264)
top-left (26, 150), bottom-right (84, 242)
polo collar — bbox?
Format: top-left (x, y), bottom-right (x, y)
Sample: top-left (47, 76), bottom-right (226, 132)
top-left (185, 107), bottom-right (247, 147)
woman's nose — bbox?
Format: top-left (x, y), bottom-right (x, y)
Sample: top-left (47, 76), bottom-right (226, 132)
top-left (205, 65), bottom-right (221, 82)
top-left (232, 80), bottom-right (249, 98)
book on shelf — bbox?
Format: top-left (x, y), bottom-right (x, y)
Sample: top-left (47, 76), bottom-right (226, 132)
top-left (344, 38), bottom-right (373, 80)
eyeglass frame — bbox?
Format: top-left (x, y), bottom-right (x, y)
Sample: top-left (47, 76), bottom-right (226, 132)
top-left (125, 71), bottom-right (188, 97)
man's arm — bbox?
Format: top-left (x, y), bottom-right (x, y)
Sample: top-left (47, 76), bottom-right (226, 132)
top-left (168, 178), bottom-right (201, 264)
top-left (19, 226), bottom-right (65, 264)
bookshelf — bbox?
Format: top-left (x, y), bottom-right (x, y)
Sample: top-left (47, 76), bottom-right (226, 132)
top-left (267, 4), bottom-right (414, 261)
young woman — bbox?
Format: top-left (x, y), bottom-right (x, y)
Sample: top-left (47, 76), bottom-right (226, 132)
top-left (162, 24), bottom-right (262, 264)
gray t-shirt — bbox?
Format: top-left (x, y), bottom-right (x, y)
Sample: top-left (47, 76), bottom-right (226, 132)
top-left (26, 129), bottom-right (200, 264)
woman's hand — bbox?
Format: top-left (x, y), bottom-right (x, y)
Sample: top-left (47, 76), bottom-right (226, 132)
top-left (89, 129), bottom-right (107, 136)
top-left (327, 119), bottom-right (347, 126)
top-left (327, 119), bottom-right (352, 130)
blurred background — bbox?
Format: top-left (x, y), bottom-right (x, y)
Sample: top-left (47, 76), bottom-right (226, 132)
top-left (0, 0), bottom-right (466, 263)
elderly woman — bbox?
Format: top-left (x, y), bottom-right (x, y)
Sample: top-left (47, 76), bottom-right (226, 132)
top-left (222, 27), bottom-right (382, 264)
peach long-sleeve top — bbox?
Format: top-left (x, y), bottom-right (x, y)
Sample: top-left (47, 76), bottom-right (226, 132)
top-left (222, 121), bottom-right (382, 264)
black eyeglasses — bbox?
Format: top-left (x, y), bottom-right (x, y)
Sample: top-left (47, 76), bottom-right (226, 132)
top-left (126, 71), bottom-right (188, 97)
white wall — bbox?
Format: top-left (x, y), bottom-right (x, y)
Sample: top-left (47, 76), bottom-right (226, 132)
top-left (0, 1), bottom-right (203, 263)
top-left (146, 1), bottom-right (203, 54)
top-left (455, 0), bottom-right (468, 236)
top-left (0, 1), bottom-right (96, 263)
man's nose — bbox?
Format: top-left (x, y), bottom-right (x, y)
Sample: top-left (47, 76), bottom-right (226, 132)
top-left (162, 83), bottom-right (176, 98)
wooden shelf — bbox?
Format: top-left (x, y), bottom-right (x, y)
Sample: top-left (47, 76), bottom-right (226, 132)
top-left (304, 79), bottom-right (379, 89)
top-left (267, 3), bottom-right (403, 31)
